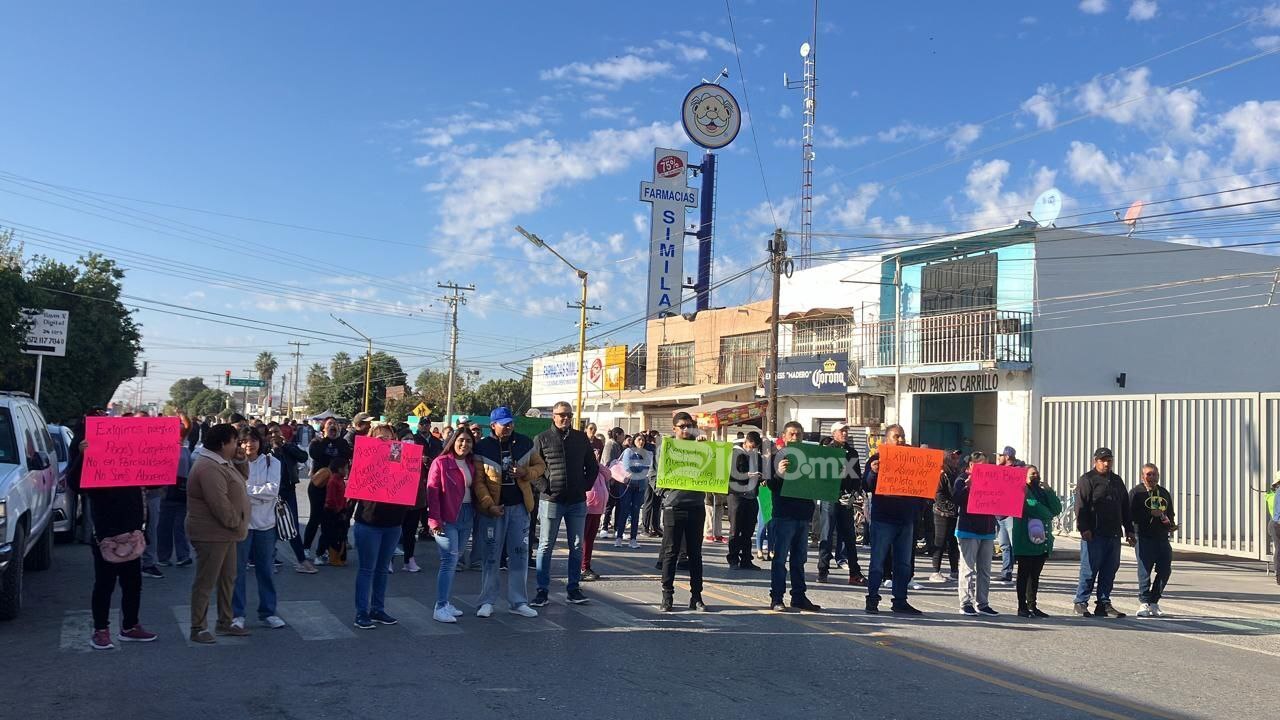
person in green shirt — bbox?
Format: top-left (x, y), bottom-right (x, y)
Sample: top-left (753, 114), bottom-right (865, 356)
top-left (1012, 465), bottom-right (1062, 618)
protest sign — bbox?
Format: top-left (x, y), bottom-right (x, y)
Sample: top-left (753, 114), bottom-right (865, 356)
top-left (656, 438), bottom-right (731, 493)
top-left (875, 444), bottom-right (944, 499)
top-left (778, 442), bottom-right (844, 502)
top-left (346, 435), bottom-right (423, 506)
top-left (966, 464), bottom-right (1028, 517)
top-left (514, 416), bottom-right (553, 439)
top-left (82, 416), bottom-right (181, 488)
top-left (759, 484), bottom-right (773, 523)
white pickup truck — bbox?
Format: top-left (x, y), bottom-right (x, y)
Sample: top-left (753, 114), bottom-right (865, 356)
top-left (0, 391), bottom-right (58, 620)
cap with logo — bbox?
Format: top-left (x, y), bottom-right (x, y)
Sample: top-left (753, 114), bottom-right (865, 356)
top-left (1092, 447), bottom-right (1114, 460)
top-left (1001, 446), bottom-right (1017, 457)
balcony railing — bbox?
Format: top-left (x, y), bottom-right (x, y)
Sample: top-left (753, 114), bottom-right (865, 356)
top-left (856, 309), bottom-right (1032, 368)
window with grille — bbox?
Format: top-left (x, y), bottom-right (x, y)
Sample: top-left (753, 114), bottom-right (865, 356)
top-left (921, 254), bottom-right (997, 316)
top-left (792, 317), bottom-right (855, 356)
top-left (657, 342), bottom-right (695, 387)
top-left (718, 332), bottom-right (769, 384)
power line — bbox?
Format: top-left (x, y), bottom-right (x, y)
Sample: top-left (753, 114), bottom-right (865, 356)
top-left (725, 0), bottom-right (777, 228)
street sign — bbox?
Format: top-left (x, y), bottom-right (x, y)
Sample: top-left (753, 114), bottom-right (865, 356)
top-left (640, 148), bottom-right (697, 319)
top-left (413, 401), bottom-right (431, 418)
top-left (20, 308), bottom-right (69, 357)
top-left (227, 378), bottom-right (267, 388)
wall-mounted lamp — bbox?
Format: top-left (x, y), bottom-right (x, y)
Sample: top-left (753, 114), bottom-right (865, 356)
top-left (1116, 372), bottom-right (1127, 389)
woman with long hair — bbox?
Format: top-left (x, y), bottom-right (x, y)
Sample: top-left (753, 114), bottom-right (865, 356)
top-left (1013, 465), bottom-right (1061, 618)
top-left (426, 427), bottom-right (482, 624)
top-left (231, 427), bottom-right (286, 631)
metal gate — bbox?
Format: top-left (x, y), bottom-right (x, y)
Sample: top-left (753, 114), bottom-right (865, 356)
top-left (1041, 393), bottom-right (1270, 560)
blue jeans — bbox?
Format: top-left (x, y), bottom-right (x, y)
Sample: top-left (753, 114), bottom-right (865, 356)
top-left (769, 516), bottom-right (810, 603)
top-left (867, 520), bottom-right (914, 604)
top-left (1074, 535), bottom-right (1122, 604)
top-left (755, 512), bottom-right (773, 552)
top-left (354, 522), bottom-right (400, 618)
top-left (614, 484), bottom-right (645, 541)
top-left (478, 504), bottom-right (531, 608)
top-left (432, 503), bottom-right (474, 610)
top-left (156, 499), bottom-right (191, 563)
top-left (996, 517), bottom-right (1015, 577)
top-left (141, 489), bottom-right (163, 567)
top-left (536, 499), bottom-right (586, 593)
top-left (232, 528), bottom-right (279, 619)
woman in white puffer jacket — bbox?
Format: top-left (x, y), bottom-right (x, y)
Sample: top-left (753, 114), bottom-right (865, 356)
top-left (231, 426), bottom-right (288, 632)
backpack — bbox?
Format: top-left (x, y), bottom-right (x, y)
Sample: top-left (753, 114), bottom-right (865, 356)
top-left (1027, 518), bottom-right (1047, 545)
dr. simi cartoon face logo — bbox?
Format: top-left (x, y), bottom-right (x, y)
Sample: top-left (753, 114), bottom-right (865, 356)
top-left (681, 83), bottom-right (741, 149)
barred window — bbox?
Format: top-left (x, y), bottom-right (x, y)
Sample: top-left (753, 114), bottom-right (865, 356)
top-left (792, 317), bottom-right (854, 357)
top-left (718, 332), bottom-right (769, 384)
top-left (657, 342), bottom-right (695, 387)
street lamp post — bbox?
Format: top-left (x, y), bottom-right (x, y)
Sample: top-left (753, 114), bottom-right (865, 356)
top-left (331, 314), bottom-right (373, 415)
top-left (515, 225), bottom-right (594, 430)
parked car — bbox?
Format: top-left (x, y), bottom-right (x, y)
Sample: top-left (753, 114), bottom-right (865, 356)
top-left (47, 424), bottom-right (79, 542)
top-left (0, 391), bottom-right (58, 620)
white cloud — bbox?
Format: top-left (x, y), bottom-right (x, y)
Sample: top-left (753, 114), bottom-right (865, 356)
top-left (1219, 100), bottom-right (1280, 169)
top-left (877, 122), bottom-right (944, 143)
top-left (655, 39), bottom-right (709, 62)
top-left (779, 104), bottom-right (793, 119)
top-left (1065, 141), bottom-right (1127, 192)
top-left (947, 123), bottom-right (983, 154)
top-left (830, 183), bottom-right (883, 227)
top-left (632, 213), bottom-right (647, 234)
top-left (413, 112), bottom-right (542, 151)
top-left (819, 126), bottom-right (870, 149)
top-left (1263, 4), bottom-right (1280, 26)
top-left (1021, 85), bottom-right (1058, 129)
top-left (960, 159), bottom-right (1058, 228)
top-left (1020, 16), bottom-right (1038, 24)
top-left (678, 30), bottom-right (737, 54)
top-left (540, 54), bottom-right (673, 89)
top-left (1254, 35), bottom-right (1280, 51)
top-left (1128, 0), bottom-right (1157, 20)
top-left (1076, 67), bottom-right (1204, 139)
top-left (584, 106), bottom-right (633, 120)
top-left (1079, 0), bottom-right (1108, 13)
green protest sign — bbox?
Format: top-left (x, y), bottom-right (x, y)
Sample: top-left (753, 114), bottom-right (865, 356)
top-left (778, 442), bottom-right (844, 502)
top-left (657, 438), bottom-right (731, 493)
top-left (407, 415), bottom-right (420, 433)
top-left (514, 416), bottom-right (553, 438)
top-left (759, 485), bottom-right (773, 523)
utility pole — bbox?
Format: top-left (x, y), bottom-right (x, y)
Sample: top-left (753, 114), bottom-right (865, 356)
top-left (331, 315), bottom-right (373, 415)
top-left (766, 228), bottom-right (790, 437)
top-left (288, 340), bottom-right (310, 418)
top-left (438, 281), bottom-right (475, 426)
top-left (568, 293), bottom-right (601, 429)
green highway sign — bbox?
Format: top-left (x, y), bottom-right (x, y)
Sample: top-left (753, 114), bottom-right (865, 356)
top-left (228, 378), bottom-right (267, 388)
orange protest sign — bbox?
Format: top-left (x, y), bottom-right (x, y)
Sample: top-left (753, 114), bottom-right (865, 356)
top-left (875, 444), bottom-right (944, 499)
top-left (346, 435), bottom-right (423, 506)
top-left (82, 416), bottom-right (181, 488)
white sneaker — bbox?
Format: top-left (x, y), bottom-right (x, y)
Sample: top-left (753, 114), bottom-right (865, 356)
top-left (387, 562), bottom-right (395, 574)
top-left (433, 607), bottom-right (458, 623)
top-left (264, 615), bottom-right (287, 629)
top-left (629, 538), bottom-right (641, 549)
top-left (614, 537), bottom-right (623, 548)
top-left (231, 617), bottom-right (246, 630)
top-left (510, 604), bottom-right (539, 618)
top-left (445, 604), bottom-right (464, 617)
top-left (394, 547), bottom-right (405, 557)
top-left (909, 581), bottom-right (925, 591)
top-left (1152, 602), bottom-right (1165, 617)
top-left (476, 603), bottom-right (494, 618)
top-left (928, 572), bottom-right (947, 583)
top-left (406, 558), bottom-right (421, 573)
top-left (598, 527), bottom-right (610, 538)
top-left (1136, 602), bottom-right (1154, 618)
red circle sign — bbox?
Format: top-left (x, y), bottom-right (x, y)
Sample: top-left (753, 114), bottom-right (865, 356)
top-left (656, 155), bottom-right (684, 179)
top-left (589, 357), bottom-right (603, 384)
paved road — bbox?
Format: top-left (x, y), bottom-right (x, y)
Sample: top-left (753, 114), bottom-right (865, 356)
top-left (4, 525), bottom-right (1277, 720)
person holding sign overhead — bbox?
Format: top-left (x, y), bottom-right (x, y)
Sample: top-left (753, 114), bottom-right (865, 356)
top-left (862, 424), bottom-right (926, 616)
top-left (764, 422), bottom-right (823, 613)
top-left (950, 452), bottom-right (999, 617)
top-left (1013, 465), bottom-right (1061, 618)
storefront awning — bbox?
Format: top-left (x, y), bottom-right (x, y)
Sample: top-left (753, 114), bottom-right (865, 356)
top-left (614, 382), bottom-right (756, 407)
top-left (682, 399), bottom-right (768, 429)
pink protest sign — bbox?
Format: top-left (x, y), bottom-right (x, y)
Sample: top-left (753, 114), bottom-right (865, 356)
top-left (346, 435), bottom-right (423, 506)
top-left (967, 463), bottom-right (1028, 518)
top-left (82, 416), bottom-right (181, 488)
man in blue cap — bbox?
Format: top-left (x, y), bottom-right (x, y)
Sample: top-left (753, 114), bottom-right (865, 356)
top-left (993, 446), bottom-right (1027, 583)
top-left (473, 406), bottom-right (545, 618)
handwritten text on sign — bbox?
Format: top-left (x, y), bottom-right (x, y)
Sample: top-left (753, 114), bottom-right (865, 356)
top-left (875, 444), bottom-right (944, 499)
top-left (82, 416), bottom-right (180, 488)
top-left (346, 435), bottom-right (423, 506)
top-left (657, 438), bottom-right (731, 493)
top-left (966, 464), bottom-right (1028, 517)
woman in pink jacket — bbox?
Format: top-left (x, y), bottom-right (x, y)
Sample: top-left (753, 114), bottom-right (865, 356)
top-left (427, 428), bottom-right (483, 624)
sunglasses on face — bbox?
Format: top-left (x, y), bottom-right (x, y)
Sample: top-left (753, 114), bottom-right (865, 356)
top-left (675, 423), bottom-right (695, 430)
top-left (554, 412), bottom-right (573, 418)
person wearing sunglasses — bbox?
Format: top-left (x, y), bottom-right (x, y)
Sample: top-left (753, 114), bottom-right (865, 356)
top-left (529, 401), bottom-right (598, 608)
top-left (655, 412), bottom-right (709, 612)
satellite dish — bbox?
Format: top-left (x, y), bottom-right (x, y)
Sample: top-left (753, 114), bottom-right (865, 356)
top-left (800, 42), bottom-right (812, 58)
top-left (1029, 188), bottom-right (1062, 228)
top-left (1122, 200), bottom-right (1145, 236)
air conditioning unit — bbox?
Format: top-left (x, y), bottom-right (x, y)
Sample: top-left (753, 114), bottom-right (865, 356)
top-left (846, 393), bottom-right (885, 427)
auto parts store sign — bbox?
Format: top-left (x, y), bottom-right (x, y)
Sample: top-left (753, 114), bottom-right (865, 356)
top-left (763, 353), bottom-right (849, 396)
top-left (532, 346), bottom-right (627, 408)
top-left (905, 372), bottom-right (1000, 394)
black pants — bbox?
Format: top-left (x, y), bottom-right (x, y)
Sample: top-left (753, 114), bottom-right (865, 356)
top-left (819, 502), bottom-right (862, 577)
top-left (726, 495), bottom-right (758, 567)
top-left (302, 483), bottom-right (327, 553)
top-left (661, 505), bottom-right (705, 596)
top-left (1137, 535), bottom-right (1173, 604)
top-left (932, 514), bottom-right (959, 575)
top-left (641, 483), bottom-right (660, 534)
top-left (1015, 554), bottom-right (1047, 610)
top-left (401, 507), bottom-right (424, 559)
top-left (91, 544), bottom-right (141, 631)
top-left (603, 493), bottom-right (618, 531)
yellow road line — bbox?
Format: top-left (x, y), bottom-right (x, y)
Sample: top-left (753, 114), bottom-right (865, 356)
top-left (595, 552), bottom-right (1180, 720)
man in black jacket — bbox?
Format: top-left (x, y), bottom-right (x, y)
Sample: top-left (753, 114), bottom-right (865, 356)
top-left (272, 430), bottom-right (315, 574)
top-left (727, 431), bottom-right (763, 571)
top-left (1072, 447), bottom-right (1135, 618)
top-left (817, 422), bottom-right (865, 586)
top-left (529, 401), bottom-right (597, 608)
top-left (656, 412), bottom-right (708, 612)
top-left (1131, 463), bottom-right (1176, 618)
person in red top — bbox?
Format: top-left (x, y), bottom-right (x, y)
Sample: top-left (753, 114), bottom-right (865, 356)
top-left (319, 457), bottom-right (351, 566)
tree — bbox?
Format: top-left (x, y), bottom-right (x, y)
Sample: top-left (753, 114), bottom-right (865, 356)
top-left (168, 377), bottom-right (210, 412)
top-left (187, 388), bottom-right (232, 417)
top-left (412, 368), bottom-right (479, 421)
top-left (0, 230), bottom-right (28, 383)
top-left (304, 362), bottom-right (337, 416)
top-left (0, 251), bottom-right (141, 423)
top-left (308, 351), bottom-right (407, 419)
top-left (467, 377), bottom-right (532, 417)
top-left (255, 351), bottom-right (278, 410)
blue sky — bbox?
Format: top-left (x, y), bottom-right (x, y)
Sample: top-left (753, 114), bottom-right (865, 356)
top-left (2, 1), bottom-right (1278, 405)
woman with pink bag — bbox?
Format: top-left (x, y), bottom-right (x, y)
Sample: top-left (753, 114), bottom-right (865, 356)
top-left (580, 447), bottom-right (611, 582)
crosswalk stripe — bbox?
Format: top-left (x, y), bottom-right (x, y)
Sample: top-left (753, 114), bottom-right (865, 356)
top-left (450, 598), bottom-right (566, 632)
top-left (383, 596), bottom-right (463, 636)
top-left (557, 595), bottom-right (649, 628)
top-left (1204, 619), bottom-right (1259, 632)
top-left (172, 605), bottom-right (250, 647)
top-left (276, 600), bottom-right (356, 641)
top-left (59, 610), bottom-right (94, 653)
